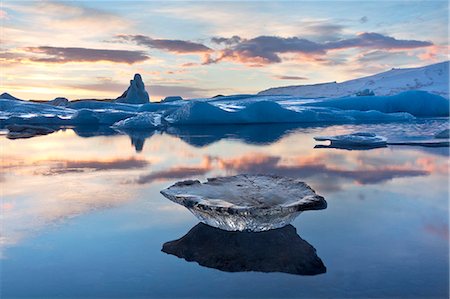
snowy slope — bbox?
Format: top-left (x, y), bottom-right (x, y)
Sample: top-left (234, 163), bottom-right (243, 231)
top-left (259, 61), bottom-right (449, 98)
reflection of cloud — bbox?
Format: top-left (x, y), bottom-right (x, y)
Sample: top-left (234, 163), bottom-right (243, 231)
top-left (116, 34), bottom-right (212, 54)
top-left (24, 47), bottom-right (149, 64)
top-left (134, 167), bottom-right (210, 184)
top-left (1, 176), bottom-right (138, 258)
top-left (133, 157), bottom-right (213, 184)
top-left (416, 157), bottom-right (449, 175)
top-left (35, 157), bottom-right (150, 175)
top-left (424, 223), bottom-right (449, 240)
top-left (217, 154), bottom-right (428, 187)
top-left (128, 152), bottom-right (431, 191)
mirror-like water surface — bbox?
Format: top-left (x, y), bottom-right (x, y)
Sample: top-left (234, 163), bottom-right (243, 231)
top-left (1, 120), bottom-right (448, 298)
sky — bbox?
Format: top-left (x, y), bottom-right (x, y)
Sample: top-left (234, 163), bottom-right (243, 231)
top-left (0, 0), bottom-right (448, 101)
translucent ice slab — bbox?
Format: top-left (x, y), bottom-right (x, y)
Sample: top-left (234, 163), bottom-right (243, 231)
top-left (160, 174), bottom-right (327, 232)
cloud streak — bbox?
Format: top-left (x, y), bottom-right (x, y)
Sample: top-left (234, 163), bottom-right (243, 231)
top-left (25, 46), bottom-right (149, 64)
top-left (275, 75), bottom-right (308, 80)
top-left (36, 157), bottom-right (150, 175)
top-left (116, 34), bottom-right (212, 53)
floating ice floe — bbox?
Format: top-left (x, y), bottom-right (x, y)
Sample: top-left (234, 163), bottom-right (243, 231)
top-left (160, 174), bottom-right (327, 232)
top-left (162, 223), bottom-right (326, 275)
top-left (314, 132), bottom-right (388, 149)
top-left (315, 131), bottom-right (450, 150)
top-left (112, 112), bottom-right (162, 130)
top-left (307, 91), bottom-right (449, 117)
top-left (162, 100), bottom-right (413, 126)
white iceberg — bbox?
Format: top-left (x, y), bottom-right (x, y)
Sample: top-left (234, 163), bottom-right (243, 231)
top-left (160, 174), bottom-right (327, 232)
top-left (115, 74), bottom-right (150, 104)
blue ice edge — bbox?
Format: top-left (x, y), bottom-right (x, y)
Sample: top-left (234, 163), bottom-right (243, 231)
top-left (0, 91), bottom-right (448, 128)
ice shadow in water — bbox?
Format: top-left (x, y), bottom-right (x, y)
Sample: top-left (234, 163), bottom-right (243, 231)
top-left (162, 223), bottom-right (326, 275)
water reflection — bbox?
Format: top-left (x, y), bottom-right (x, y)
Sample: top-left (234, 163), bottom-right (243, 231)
top-left (162, 223), bottom-right (326, 275)
top-left (1, 120), bottom-right (448, 298)
top-left (3, 123), bottom-right (307, 150)
top-left (3, 119), bottom-right (449, 154)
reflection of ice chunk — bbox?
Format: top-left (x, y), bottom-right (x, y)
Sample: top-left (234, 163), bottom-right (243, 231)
top-left (112, 112), bottom-right (162, 130)
top-left (6, 124), bottom-right (55, 139)
top-left (162, 223), bottom-right (326, 275)
top-left (308, 91), bottom-right (449, 117)
top-left (435, 129), bottom-right (449, 139)
top-left (314, 132), bottom-right (387, 149)
top-left (160, 174), bottom-right (327, 232)
top-left (116, 74), bottom-right (150, 104)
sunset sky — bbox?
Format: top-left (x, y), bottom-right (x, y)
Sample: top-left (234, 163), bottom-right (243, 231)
top-left (1, 0), bottom-right (448, 101)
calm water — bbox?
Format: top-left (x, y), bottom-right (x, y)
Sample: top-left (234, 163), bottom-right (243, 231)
top-left (1, 120), bottom-right (449, 298)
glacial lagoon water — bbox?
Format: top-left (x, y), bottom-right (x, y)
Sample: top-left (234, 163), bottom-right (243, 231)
top-left (1, 119), bottom-right (449, 298)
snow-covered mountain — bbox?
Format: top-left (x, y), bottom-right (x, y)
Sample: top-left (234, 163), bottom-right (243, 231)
top-left (259, 61), bottom-right (449, 99)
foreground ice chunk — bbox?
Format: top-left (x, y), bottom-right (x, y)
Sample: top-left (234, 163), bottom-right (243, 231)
top-left (160, 174), bottom-right (326, 232)
top-left (314, 132), bottom-right (387, 149)
top-left (162, 223), bottom-right (326, 275)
